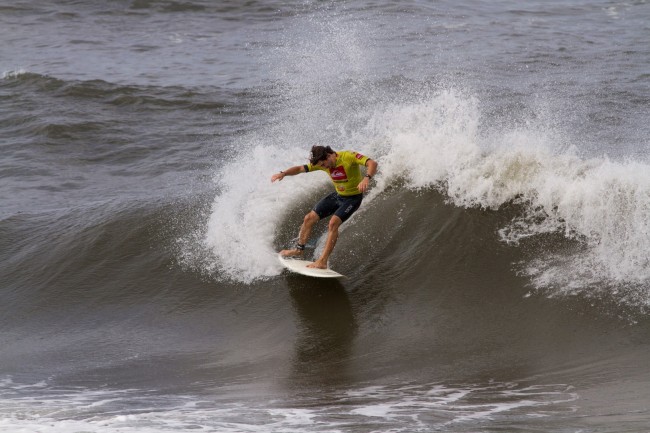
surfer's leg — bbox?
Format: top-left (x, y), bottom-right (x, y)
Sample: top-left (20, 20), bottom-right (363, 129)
top-left (281, 193), bottom-right (337, 256)
top-left (280, 211), bottom-right (319, 257)
top-left (298, 210), bottom-right (319, 247)
top-left (308, 215), bottom-right (341, 269)
top-left (307, 194), bottom-right (362, 268)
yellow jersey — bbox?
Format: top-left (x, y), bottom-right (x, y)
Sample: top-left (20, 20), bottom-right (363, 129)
top-left (306, 150), bottom-right (370, 196)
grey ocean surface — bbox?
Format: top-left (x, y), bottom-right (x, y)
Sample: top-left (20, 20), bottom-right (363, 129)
top-left (1, 1), bottom-right (650, 432)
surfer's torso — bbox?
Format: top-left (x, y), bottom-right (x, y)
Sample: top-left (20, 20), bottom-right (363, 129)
top-left (307, 150), bottom-right (370, 196)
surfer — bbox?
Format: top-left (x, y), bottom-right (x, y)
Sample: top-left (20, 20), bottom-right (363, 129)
top-left (271, 145), bottom-right (378, 269)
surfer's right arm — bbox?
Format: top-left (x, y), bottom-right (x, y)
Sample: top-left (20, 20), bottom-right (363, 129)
top-left (271, 165), bottom-right (308, 182)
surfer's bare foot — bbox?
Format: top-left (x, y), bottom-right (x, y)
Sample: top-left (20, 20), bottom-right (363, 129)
top-left (307, 259), bottom-right (327, 269)
top-left (279, 249), bottom-right (303, 257)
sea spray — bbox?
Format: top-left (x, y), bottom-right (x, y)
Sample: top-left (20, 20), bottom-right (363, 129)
top-left (362, 92), bottom-right (650, 297)
top-left (192, 7), bottom-right (650, 301)
top-left (198, 144), bottom-right (321, 283)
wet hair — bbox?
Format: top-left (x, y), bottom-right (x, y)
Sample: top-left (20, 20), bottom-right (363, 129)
top-left (309, 145), bottom-right (335, 165)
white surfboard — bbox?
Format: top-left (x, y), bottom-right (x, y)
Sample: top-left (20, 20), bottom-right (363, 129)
top-left (278, 254), bottom-right (345, 279)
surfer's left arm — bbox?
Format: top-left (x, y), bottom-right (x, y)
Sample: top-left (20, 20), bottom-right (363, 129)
top-left (358, 159), bottom-right (378, 193)
top-left (271, 165), bottom-right (307, 182)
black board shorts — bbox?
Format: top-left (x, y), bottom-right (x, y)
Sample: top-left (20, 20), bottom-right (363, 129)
top-left (313, 192), bottom-right (363, 223)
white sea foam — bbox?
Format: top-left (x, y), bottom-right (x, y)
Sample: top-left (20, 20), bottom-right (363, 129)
top-left (0, 377), bottom-right (577, 433)
top-left (2, 69), bottom-right (27, 79)
top-left (199, 144), bottom-right (325, 283)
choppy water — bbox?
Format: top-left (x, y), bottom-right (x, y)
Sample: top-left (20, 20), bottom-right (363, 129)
top-left (2, 1), bottom-right (650, 432)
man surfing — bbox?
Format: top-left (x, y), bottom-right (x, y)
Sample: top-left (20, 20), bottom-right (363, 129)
top-left (271, 145), bottom-right (378, 269)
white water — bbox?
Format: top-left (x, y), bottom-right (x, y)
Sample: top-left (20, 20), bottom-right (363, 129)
top-left (0, 376), bottom-right (578, 433)
top-left (364, 90), bottom-right (650, 301)
top-left (198, 85), bottom-right (650, 308)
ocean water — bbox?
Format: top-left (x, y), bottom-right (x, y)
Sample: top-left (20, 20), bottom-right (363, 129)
top-left (1, 1), bottom-right (650, 432)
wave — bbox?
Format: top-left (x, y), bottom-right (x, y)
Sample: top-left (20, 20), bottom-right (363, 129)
top-left (195, 86), bottom-right (650, 309)
top-left (0, 70), bottom-right (243, 216)
top-left (363, 91), bottom-right (650, 292)
top-left (1, 70), bottom-right (237, 109)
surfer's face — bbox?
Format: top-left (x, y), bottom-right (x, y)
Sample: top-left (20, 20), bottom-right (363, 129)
top-left (316, 152), bottom-right (337, 169)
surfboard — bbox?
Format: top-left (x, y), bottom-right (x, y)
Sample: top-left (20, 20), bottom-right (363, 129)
top-left (278, 254), bottom-right (345, 279)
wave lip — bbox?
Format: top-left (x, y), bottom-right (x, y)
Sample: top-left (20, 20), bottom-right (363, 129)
top-left (358, 90), bottom-right (650, 301)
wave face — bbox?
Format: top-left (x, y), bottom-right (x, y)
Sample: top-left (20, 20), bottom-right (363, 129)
top-left (2, 1), bottom-right (650, 432)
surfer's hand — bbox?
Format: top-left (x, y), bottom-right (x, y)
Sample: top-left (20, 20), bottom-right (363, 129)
top-left (271, 172), bottom-right (285, 183)
top-left (358, 177), bottom-right (370, 193)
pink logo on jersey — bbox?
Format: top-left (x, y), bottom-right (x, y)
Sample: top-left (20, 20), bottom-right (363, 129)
top-left (355, 153), bottom-right (365, 159)
top-left (329, 166), bottom-right (347, 180)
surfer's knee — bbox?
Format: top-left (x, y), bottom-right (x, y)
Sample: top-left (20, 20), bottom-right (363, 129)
top-left (328, 216), bottom-right (342, 231)
top-left (304, 211), bottom-right (319, 226)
